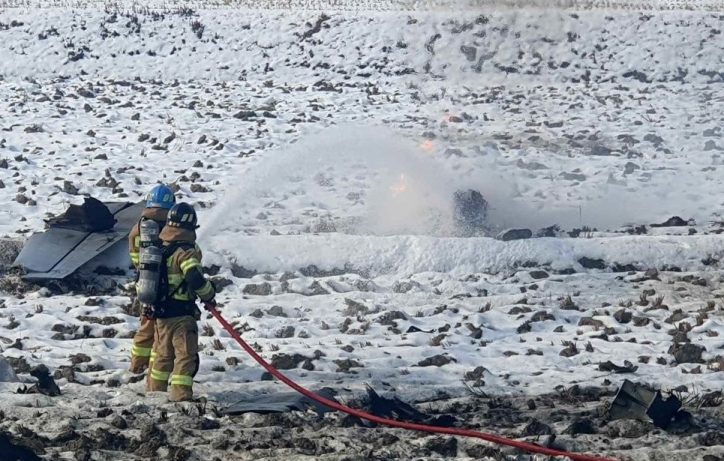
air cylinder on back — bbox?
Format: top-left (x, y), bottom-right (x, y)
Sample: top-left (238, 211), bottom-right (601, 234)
top-left (139, 218), bottom-right (160, 247)
top-left (137, 220), bottom-right (162, 306)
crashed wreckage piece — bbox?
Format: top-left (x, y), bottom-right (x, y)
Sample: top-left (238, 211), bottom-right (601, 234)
top-left (0, 432), bottom-right (42, 461)
top-left (16, 365), bottom-right (61, 397)
top-left (0, 356), bottom-right (19, 383)
top-left (13, 197), bottom-right (144, 280)
top-left (453, 189), bottom-right (488, 235)
top-left (360, 385), bottom-right (456, 427)
top-left (223, 386), bottom-right (457, 428)
top-left (608, 379), bottom-right (681, 429)
top-left (223, 388), bottom-right (338, 416)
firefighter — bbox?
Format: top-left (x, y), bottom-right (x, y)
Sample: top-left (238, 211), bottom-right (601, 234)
top-left (147, 202), bottom-right (216, 402)
top-left (129, 184), bottom-right (176, 374)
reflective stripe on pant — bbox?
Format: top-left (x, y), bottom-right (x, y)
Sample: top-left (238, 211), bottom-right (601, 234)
top-left (146, 315), bottom-right (198, 401)
top-left (132, 344), bottom-right (152, 358)
top-left (150, 368), bottom-right (170, 382)
top-left (170, 374), bottom-right (194, 387)
top-left (130, 312), bottom-right (156, 373)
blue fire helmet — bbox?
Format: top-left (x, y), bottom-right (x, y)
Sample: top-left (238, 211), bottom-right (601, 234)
top-left (145, 184), bottom-right (176, 209)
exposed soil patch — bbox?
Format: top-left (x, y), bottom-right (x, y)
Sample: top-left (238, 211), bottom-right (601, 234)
top-left (1, 386), bottom-right (721, 461)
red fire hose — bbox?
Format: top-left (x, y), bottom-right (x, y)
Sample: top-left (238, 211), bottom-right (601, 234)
top-left (208, 306), bottom-right (618, 461)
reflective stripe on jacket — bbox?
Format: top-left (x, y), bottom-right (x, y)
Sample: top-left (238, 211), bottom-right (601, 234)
top-left (163, 239), bottom-right (216, 313)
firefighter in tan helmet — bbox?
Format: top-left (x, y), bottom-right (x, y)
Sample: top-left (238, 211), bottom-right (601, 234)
top-left (146, 202), bottom-right (216, 402)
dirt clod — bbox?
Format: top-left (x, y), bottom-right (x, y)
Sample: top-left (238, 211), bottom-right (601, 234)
top-left (669, 342), bottom-right (705, 364)
top-left (522, 418), bottom-right (553, 436)
top-left (424, 436), bottom-right (457, 457)
top-left (110, 416), bottom-right (127, 430)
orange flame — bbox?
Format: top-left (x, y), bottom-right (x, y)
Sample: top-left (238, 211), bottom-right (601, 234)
top-left (390, 174), bottom-right (408, 197)
top-left (420, 140), bottom-right (435, 152)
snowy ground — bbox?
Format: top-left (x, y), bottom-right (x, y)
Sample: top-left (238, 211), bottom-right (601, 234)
top-left (0, 2), bottom-right (723, 460)
top-left (2, 0), bottom-right (723, 10)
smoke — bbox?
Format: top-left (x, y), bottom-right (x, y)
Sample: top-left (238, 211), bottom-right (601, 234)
top-left (201, 124), bottom-right (712, 243)
top-left (200, 124), bottom-right (461, 239)
top-left (460, 167), bottom-right (714, 232)
top-left (353, 138), bottom-right (459, 237)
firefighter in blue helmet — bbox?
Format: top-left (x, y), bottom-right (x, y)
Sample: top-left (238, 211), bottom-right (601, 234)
top-left (128, 184), bottom-right (176, 373)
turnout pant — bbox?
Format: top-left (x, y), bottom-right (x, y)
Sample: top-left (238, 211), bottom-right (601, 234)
top-left (130, 305), bottom-right (156, 373)
top-left (147, 315), bottom-right (199, 402)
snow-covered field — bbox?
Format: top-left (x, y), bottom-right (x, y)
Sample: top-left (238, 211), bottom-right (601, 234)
top-left (2, 0), bottom-right (723, 10)
top-left (0, 2), bottom-right (723, 460)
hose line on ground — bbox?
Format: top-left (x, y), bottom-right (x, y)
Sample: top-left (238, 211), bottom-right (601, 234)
top-left (208, 306), bottom-right (618, 461)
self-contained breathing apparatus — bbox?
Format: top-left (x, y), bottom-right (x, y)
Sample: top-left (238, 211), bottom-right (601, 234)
top-left (136, 219), bottom-right (197, 318)
top-left (136, 219), bottom-right (163, 316)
